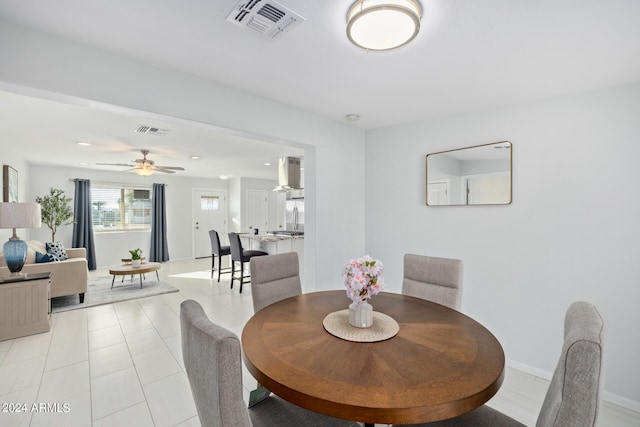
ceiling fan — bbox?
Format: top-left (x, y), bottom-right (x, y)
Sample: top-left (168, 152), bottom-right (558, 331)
top-left (97, 149), bottom-right (185, 176)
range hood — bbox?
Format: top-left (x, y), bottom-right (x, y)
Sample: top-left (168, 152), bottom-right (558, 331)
top-left (273, 157), bottom-right (303, 192)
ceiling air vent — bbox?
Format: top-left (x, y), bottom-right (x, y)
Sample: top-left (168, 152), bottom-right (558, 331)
top-left (135, 125), bottom-right (168, 135)
top-left (226, 0), bottom-right (306, 39)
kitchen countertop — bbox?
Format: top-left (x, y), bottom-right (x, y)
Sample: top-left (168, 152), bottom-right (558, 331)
top-left (242, 234), bottom-right (304, 242)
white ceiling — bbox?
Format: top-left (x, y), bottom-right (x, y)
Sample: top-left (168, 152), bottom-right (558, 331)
top-left (0, 0), bottom-right (639, 179)
top-left (0, 90), bottom-right (303, 180)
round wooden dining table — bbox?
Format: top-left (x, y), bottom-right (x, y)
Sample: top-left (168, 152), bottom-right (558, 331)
top-left (241, 291), bottom-right (505, 425)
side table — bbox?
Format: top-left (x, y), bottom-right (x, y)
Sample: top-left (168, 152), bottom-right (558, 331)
top-left (0, 272), bottom-right (52, 341)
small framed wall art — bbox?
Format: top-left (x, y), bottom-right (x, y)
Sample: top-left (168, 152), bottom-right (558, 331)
top-left (3, 165), bottom-right (18, 202)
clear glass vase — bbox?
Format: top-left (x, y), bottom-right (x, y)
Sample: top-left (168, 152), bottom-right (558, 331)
top-left (348, 300), bottom-right (373, 328)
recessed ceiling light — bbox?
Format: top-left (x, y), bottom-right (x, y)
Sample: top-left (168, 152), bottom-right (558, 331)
top-left (79, 162), bottom-right (89, 166)
top-left (190, 155), bottom-right (200, 160)
top-left (219, 175), bottom-right (229, 180)
top-left (76, 142), bottom-right (91, 146)
top-left (264, 162), bottom-right (272, 166)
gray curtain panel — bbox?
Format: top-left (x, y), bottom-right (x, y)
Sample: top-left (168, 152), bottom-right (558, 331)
top-left (72, 179), bottom-right (97, 270)
top-left (150, 183), bottom-right (170, 262)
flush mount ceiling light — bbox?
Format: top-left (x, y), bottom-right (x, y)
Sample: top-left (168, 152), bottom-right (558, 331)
top-left (346, 0), bottom-right (422, 51)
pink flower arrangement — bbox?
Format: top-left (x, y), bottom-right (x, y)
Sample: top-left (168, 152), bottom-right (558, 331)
top-left (343, 255), bottom-right (384, 302)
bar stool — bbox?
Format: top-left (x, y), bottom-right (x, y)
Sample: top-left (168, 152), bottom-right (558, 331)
top-left (228, 232), bottom-right (267, 293)
top-left (209, 230), bottom-right (231, 282)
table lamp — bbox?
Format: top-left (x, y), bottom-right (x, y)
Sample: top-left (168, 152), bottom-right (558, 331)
top-left (0, 202), bottom-right (42, 274)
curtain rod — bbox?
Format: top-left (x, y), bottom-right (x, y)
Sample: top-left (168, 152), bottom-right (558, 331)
top-left (68, 179), bottom-right (167, 187)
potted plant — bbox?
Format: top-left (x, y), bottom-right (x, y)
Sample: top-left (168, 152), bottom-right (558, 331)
top-left (35, 188), bottom-right (74, 242)
top-left (129, 248), bottom-right (143, 267)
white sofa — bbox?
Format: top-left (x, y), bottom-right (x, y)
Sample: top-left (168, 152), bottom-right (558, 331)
top-left (0, 240), bottom-right (88, 303)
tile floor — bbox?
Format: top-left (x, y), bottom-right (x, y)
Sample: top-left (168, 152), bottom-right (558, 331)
top-left (0, 258), bottom-right (638, 426)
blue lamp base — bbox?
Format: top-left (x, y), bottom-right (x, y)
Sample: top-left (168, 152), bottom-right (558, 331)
top-left (3, 239), bottom-right (28, 274)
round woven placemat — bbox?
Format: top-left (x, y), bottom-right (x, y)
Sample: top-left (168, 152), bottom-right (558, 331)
top-left (322, 309), bottom-right (400, 342)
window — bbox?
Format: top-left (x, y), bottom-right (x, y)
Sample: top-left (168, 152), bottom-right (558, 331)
top-left (200, 196), bottom-right (220, 211)
top-left (91, 185), bottom-right (152, 232)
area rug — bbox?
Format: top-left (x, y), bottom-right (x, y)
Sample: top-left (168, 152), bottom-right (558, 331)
top-left (51, 276), bottom-right (179, 313)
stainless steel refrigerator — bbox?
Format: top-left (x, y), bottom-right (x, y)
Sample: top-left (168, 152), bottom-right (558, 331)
top-left (285, 198), bottom-right (304, 232)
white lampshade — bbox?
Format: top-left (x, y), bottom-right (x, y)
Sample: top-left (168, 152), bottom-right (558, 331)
top-left (0, 202), bottom-right (42, 229)
top-left (347, 0), bottom-right (422, 51)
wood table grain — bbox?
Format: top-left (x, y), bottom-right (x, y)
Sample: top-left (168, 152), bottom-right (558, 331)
top-left (241, 291), bottom-right (504, 425)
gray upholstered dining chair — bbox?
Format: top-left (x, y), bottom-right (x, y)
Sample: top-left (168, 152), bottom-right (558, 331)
top-left (402, 254), bottom-right (463, 310)
top-left (180, 299), bottom-right (360, 427)
top-left (395, 301), bottom-right (605, 427)
top-left (209, 230), bottom-right (230, 282)
top-left (250, 252), bottom-right (303, 313)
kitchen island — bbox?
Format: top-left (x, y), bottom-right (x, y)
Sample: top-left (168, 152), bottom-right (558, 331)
top-left (240, 233), bottom-right (304, 279)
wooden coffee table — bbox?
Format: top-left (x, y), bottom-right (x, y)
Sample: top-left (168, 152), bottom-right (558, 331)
top-left (109, 262), bottom-right (161, 289)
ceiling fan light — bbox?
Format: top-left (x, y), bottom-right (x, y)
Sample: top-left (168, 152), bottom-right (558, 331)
top-left (135, 166), bottom-right (155, 176)
top-left (346, 0), bottom-right (422, 51)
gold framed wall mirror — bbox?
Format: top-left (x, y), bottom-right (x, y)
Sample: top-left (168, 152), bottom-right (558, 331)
top-left (426, 141), bottom-right (512, 206)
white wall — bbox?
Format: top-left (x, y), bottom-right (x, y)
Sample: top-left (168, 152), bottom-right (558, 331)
top-left (365, 84), bottom-right (640, 408)
top-left (0, 146), bottom-right (33, 243)
top-left (239, 177), bottom-right (278, 233)
top-left (0, 19), bottom-right (366, 289)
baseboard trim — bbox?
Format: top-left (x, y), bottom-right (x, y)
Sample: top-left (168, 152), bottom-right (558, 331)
top-left (506, 358), bottom-right (640, 414)
top-left (506, 358), bottom-right (552, 381)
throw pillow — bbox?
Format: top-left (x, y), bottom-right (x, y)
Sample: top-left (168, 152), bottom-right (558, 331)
top-left (46, 241), bottom-right (68, 261)
top-left (35, 251), bottom-right (54, 263)
top-left (47, 252), bottom-right (61, 262)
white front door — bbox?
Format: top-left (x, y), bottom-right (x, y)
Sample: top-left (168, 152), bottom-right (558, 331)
top-left (193, 189), bottom-right (227, 258)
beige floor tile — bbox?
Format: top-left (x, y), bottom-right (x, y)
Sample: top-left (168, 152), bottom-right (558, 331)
top-left (89, 342), bottom-right (134, 379)
top-left (30, 391), bottom-right (91, 427)
top-left (0, 356), bottom-right (46, 395)
top-left (144, 372), bottom-right (197, 427)
top-left (118, 313), bottom-right (154, 335)
top-left (0, 339), bottom-right (14, 353)
top-left (88, 324), bottom-right (125, 352)
top-left (91, 367), bottom-right (145, 420)
top-left (112, 300), bottom-right (146, 319)
top-left (131, 346), bottom-right (182, 385)
top-left (2, 332), bottom-right (52, 365)
top-left (148, 317), bottom-right (181, 338)
top-left (162, 334), bottom-right (185, 370)
top-left (37, 361), bottom-right (90, 402)
top-left (174, 415), bottom-right (202, 427)
top-left (140, 304), bottom-right (176, 325)
top-left (92, 402), bottom-right (154, 427)
top-left (87, 306), bottom-right (120, 332)
top-left (44, 337), bottom-right (89, 372)
top-left (49, 316), bottom-right (88, 347)
top-left (0, 385), bottom-right (38, 427)
top-left (124, 328), bottom-right (165, 356)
